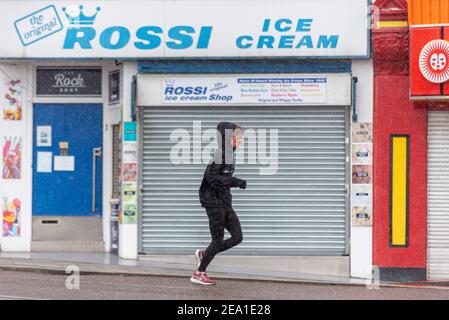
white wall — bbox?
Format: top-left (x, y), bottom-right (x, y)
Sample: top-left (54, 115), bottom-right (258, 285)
top-left (0, 63), bottom-right (32, 251)
top-left (102, 63), bottom-right (123, 252)
top-left (118, 61), bottom-right (139, 260)
top-left (350, 59), bottom-right (374, 279)
top-left (0, 61), bottom-right (122, 253)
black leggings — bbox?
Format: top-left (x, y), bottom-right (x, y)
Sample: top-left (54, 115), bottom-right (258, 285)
top-left (198, 207), bottom-right (243, 272)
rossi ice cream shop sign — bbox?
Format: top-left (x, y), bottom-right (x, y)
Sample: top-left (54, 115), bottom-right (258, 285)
top-left (1, 0), bottom-right (370, 58)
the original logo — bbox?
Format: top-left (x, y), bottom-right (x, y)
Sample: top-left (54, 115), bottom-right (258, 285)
top-left (14, 5), bottom-right (63, 46)
top-left (419, 39), bottom-right (449, 83)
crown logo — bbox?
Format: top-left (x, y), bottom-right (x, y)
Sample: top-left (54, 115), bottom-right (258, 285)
top-left (62, 5), bottom-right (100, 25)
top-left (164, 79), bottom-right (175, 86)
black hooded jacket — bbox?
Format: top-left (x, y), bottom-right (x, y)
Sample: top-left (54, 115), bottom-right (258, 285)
top-left (199, 122), bottom-right (246, 208)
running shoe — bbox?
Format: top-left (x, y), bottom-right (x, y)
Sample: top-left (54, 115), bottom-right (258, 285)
top-left (190, 271), bottom-right (216, 285)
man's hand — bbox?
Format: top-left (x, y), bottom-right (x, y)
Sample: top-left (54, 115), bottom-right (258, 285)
top-left (237, 179), bottom-right (247, 190)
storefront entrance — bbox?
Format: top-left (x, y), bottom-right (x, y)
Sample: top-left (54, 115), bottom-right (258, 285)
top-left (32, 103), bottom-right (103, 246)
top-left (427, 111), bottom-right (449, 279)
top-left (139, 105), bottom-right (350, 256)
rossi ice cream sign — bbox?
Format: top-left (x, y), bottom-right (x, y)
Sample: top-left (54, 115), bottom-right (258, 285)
top-left (1, 0), bottom-right (370, 58)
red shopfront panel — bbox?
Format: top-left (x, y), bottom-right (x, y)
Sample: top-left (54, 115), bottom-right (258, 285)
top-left (410, 26), bottom-right (442, 97)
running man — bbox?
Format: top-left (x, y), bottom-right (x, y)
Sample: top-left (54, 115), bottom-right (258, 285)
top-left (191, 122), bottom-right (247, 286)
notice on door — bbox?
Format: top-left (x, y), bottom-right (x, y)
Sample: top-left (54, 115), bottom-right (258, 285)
top-left (162, 77), bottom-right (327, 105)
top-left (54, 156), bottom-right (75, 171)
top-left (36, 126), bottom-right (52, 147)
top-left (37, 151), bottom-right (52, 173)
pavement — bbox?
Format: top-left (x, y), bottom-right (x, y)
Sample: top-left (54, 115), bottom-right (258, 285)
top-left (0, 252), bottom-right (447, 290)
top-left (0, 270), bottom-right (448, 300)
top-left (0, 252), bottom-right (365, 285)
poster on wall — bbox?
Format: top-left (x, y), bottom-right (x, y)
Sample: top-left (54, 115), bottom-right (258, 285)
top-left (121, 120), bottom-right (138, 224)
top-left (2, 79), bottom-right (23, 121)
top-left (351, 144), bottom-right (373, 164)
top-left (122, 204), bottom-right (137, 224)
top-left (123, 163), bottom-right (137, 182)
top-left (352, 123), bottom-right (372, 143)
top-left (2, 136), bottom-right (22, 179)
top-left (352, 206), bottom-right (372, 227)
top-left (351, 184), bottom-right (372, 206)
top-left (2, 196), bottom-right (21, 237)
top-left (122, 182), bottom-right (137, 224)
top-left (123, 143), bottom-right (137, 163)
top-left (352, 165), bottom-right (372, 184)
top-left (123, 183), bottom-right (137, 204)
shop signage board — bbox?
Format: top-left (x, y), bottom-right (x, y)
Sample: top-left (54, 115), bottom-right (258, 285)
top-left (123, 122), bottom-right (137, 142)
top-left (410, 25), bottom-right (449, 99)
top-left (0, 0), bottom-right (370, 59)
top-left (162, 77), bottom-right (327, 105)
top-left (36, 68), bottom-right (102, 96)
top-left (139, 73), bottom-right (351, 106)
top-left (109, 70), bottom-right (121, 105)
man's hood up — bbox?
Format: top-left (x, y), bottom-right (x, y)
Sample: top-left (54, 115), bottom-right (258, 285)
top-left (213, 122), bottom-right (238, 165)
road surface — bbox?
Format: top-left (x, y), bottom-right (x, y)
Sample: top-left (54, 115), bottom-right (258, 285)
top-left (0, 270), bottom-right (447, 300)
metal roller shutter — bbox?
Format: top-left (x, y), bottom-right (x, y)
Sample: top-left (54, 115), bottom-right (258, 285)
top-left (428, 111), bottom-right (449, 279)
top-left (139, 105), bottom-right (349, 256)
top-left (112, 124), bottom-right (121, 199)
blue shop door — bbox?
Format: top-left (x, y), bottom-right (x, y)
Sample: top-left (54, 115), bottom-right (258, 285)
top-left (33, 104), bottom-right (103, 216)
